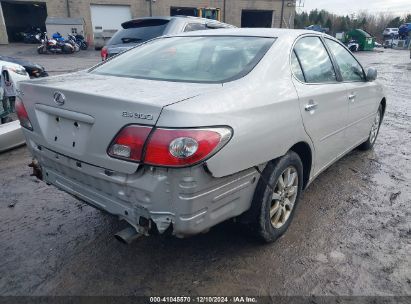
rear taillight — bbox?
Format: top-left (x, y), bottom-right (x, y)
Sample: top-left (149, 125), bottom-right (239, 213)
top-left (101, 47), bottom-right (108, 61)
top-left (108, 125), bottom-right (152, 161)
top-left (108, 126), bottom-right (232, 167)
top-left (144, 128), bottom-right (232, 167)
top-left (15, 99), bottom-right (33, 131)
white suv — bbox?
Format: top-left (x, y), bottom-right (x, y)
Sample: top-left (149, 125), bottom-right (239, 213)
top-left (383, 28), bottom-right (399, 37)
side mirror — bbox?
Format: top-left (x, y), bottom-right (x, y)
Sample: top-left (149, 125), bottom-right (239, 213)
top-left (366, 68), bottom-right (378, 81)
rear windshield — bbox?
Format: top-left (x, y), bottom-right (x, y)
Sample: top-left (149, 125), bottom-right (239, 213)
top-left (91, 36), bottom-right (275, 83)
top-left (108, 19), bottom-right (169, 45)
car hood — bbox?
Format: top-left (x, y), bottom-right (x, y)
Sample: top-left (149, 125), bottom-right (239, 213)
top-left (0, 59), bottom-right (24, 69)
top-left (0, 56), bottom-right (44, 70)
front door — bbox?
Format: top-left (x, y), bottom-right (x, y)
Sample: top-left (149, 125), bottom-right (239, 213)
top-left (324, 38), bottom-right (381, 146)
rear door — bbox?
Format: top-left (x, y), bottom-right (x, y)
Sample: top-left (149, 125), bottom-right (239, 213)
top-left (291, 36), bottom-right (349, 173)
top-left (324, 38), bottom-right (380, 147)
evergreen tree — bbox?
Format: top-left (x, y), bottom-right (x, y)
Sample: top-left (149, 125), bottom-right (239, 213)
top-left (387, 17), bottom-right (403, 28)
top-left (325, 18), bottom-right (333, 33)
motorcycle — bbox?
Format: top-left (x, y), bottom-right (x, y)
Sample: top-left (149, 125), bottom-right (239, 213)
top-left (52, 32), bottom-right (66, 43)
top-left (21, 27), bottom-right (43, 44)
top-left (37, 33), bottom-right (74, 55)
top-left (75, 34), bottom-right (88, 50)
top-left (67, 34), bottom-right (80, 52)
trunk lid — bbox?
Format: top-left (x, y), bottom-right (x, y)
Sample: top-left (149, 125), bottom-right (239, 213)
top-left (19, 72), bottom-right (220, 174)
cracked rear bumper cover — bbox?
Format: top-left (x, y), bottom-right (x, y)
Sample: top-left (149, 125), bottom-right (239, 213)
top-left (29, 144), bottom-right (259, 237)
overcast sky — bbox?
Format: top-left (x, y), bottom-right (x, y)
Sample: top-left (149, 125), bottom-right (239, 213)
top-left (301, 0), bottom-right (411, 16)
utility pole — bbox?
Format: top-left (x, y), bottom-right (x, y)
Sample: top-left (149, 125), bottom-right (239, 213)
top-left (149, 0), bottom-right (153, 17)
top-left (223, 0), bottom-right (226, 22)
top-left (66, 0), bottom-right (71, 17)
top-left (280, 0), bottom-right (285, 28)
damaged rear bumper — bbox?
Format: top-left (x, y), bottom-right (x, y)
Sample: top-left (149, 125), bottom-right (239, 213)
top-left (28, 142), bottom-right (259, 237)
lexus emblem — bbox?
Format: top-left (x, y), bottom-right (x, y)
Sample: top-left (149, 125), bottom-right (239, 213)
top-left (53, 92), bottom-right (65, 106)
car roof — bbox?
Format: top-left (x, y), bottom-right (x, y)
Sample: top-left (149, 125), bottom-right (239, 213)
top-left (171, 28), bottom-right (325, 39)
top-left (123, 16), bottom-right (232, 26)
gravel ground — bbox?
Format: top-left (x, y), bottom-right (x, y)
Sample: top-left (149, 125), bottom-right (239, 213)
top-left (0, 43), bottom-right (100, 75)
top-left (0, 44), bottom-right (410, 297)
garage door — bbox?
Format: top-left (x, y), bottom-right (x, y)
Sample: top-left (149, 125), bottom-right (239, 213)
top-left (90, 5), bottom-right (132, 32)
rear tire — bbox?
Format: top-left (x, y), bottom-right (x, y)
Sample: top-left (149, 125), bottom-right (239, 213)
top-left (249, 151), bottom-right (303, 243)
top-left (359, 105), bottom-right (383, 151)
top-left (63, 45), bottom-right (74, 54)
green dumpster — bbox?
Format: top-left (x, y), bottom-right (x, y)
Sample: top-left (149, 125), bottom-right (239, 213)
top-left (346, 29), bottom-right (375, 51)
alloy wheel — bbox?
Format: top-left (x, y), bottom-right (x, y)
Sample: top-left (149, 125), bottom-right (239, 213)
top-left (270, 166), bottom-right (299, 229)
top-left (370, 110), bottom-right (381, 144)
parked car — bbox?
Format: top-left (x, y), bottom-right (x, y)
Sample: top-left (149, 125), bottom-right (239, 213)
top-left (383, 28), bottom-right (399, 37)
top-left (374, 41), bottom-right (382, 48)
top-left (0, 120), bottom-right (25, 152)
top-left (100, 16), bottom-right (235, 60)
top-left (1, 60), bottom-right (30, 115)
top-left (17, 29), bottom-right (385, 243)
top-left (305, 24), bottom-right (328, 33)
top-left (0, 56), bottom-right (48, 78)
top-left (347, 39), bottom-right (360, 52)
top-left (0, 60), bottom-right (29, 152)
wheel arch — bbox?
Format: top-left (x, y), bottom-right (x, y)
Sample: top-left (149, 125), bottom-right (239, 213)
top-left (255, 141), bottom-right (313, 190)
top-left (238, 141), bottom-right (313, 226)
top-left (380, 97), bottom-right (387, 118)
top-left (289, 141), bottom-right (312, 190)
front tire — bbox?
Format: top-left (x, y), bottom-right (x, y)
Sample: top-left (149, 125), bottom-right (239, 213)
top-left (250, 151), bottom-right (303, 243)
top-left (37, 45), bottom-right (46, 54)
top-left (80, 42), bottom-right (88, 50)
top-left (359, 105), bottom-right (382, 150)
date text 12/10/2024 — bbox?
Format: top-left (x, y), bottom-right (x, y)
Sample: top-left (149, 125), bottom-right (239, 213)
top-left (149, 297), bottom-right (258, 303)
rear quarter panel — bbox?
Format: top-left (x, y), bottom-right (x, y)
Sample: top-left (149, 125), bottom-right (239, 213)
top-left (157, 36), bottom-right (313, 178)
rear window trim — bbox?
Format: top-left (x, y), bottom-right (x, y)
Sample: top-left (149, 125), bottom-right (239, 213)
top-left (121, 18), bottom-right (171, 29)
top-left (89, 35), bottom-right (277, 84)
top-left (107, 20), bottom-right (171, 46)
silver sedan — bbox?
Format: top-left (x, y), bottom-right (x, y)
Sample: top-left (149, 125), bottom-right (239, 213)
top-left (17, 29), bottom-right (385, 243)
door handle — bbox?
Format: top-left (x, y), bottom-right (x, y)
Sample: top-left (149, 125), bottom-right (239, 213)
top-left (305, 102), bottom-right (318, 112)
top-left (348, 94), bottom-right (356, 101)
